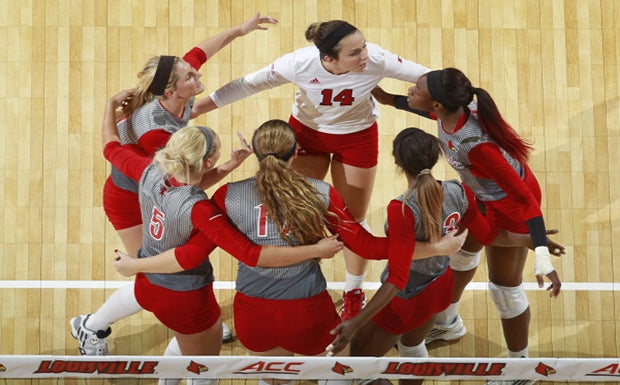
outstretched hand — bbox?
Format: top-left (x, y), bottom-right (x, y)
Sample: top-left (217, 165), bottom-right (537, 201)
top-left (325, 318), bottom-right (359, 356)
top-left (238, 12), bottom-right (278, 35)
top-left (229, 131), bottom-right (253, 166)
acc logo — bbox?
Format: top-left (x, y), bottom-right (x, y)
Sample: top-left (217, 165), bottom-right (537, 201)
top-left (187, 361), bottom-right (209, 374)
top-left (332, 362), bottom-right (353, 375)
top-left (587, 363), bottom-right (620, 378)
top-left (535, 362), bottom-right (556, 377)
top-left (236, 361), bottom-right (303, 375)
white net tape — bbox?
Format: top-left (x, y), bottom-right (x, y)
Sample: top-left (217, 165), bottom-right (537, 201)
top-left (0, 355), bottom-right (619, 382)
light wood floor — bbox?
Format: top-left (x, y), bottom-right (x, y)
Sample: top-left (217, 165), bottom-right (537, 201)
top-left (1, 0), bottom-right (619, 384)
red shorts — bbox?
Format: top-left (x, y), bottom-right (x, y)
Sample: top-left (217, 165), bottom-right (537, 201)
top-left (372, 268), bottom-right (454, 335)
top-left (234, 290), bottom-right (340, 355)
top-left (288, 116), bottom-right (379, 168)
top-left (103, 176), bottom-right (142, 230)
top-left (134, 274), bottom-right (221, 334)
top-left (483, 166), bottom-right (542, 233)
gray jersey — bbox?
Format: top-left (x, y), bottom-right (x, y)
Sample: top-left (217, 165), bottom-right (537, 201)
top-left (111, 97), bottom-right (195, 192)
top-left (138, 163), bottom-right (214, 291)
top-left (382, 180), bottom-right (469, 299)
top-left (437, 102), bottom-right (523, 201)
top-left (223, 177), bottom-right (330, 300)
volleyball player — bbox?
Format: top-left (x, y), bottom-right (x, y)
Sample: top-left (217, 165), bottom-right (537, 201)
top-left (70, 13), bottom-right (278, 355)
top-left (371, 68), bottom-right (563, 385)
top-left (190, 20), bottom-right (431, 320)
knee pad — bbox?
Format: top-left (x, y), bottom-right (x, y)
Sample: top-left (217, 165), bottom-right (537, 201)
top-left (397, 340), bottom-right (428, 358)
top-left (449, 249), bottom-right (481, 271)
top-left (488, 282), bottom-right (529, 319)
top-left (358, 218), bottom-right (371, 232)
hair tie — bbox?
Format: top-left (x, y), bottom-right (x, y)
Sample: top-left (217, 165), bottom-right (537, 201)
top-left (418, 168), bottom-right (431, 176)
top-left (426, 70), bottom-right (458, 110)
top-left (261, 140), bottom-right (297, 162)
top-left (196, 126), bottom-right (214, 160)
top-left (316, 22), bottom-right (357, 54)
top-left (148, 56), bottom-right (176, 96)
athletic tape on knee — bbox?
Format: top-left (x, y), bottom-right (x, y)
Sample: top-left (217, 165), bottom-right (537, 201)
top-left (488, 281), bottom-right (529, 319)
top-left (397, 340), bottom-right (428, 358)
top-left (358, 218), bottom-right (371, 232)
top-left (449, 249), bottom-right (481, 271)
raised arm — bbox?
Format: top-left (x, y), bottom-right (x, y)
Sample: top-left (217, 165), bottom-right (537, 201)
top-left (195, 13), bottom-right (277, 59)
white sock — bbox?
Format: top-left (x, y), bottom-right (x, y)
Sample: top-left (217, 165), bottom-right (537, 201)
top-left (397, 340), bottom-right (428, 358)
top-left (344, 272), bottom-right (366, 292)
top-left (86, 283), bottom-right (142, 331)
top-left (434, 301), bottom-right (460, 325)
top-left (158, 338), bottom-right (182, 385)
top-left (508, 347), bottom-right (529, 358)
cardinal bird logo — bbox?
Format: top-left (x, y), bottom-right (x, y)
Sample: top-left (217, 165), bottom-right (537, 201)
top-left (332, 362), bottom-right (353, 375)
top-left (535, 362), bottom-right (556, 377)
top-left (448, 140), bottom-right (456, 151)
top-left (187, 360), bottom-right (209, 374)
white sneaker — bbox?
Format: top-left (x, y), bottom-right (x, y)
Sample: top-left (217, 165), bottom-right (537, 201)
top-left (425, 314), bottom-right (467, 344)
top-left (222, 321), bottom-right (233, 343)
top-left (70, 314), bottom-right (111, 355)
top-left (486, 380), bottom-right (536, 385)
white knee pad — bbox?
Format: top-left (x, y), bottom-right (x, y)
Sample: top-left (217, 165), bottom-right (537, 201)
top-left (488, 282), bottom-right (529, 319)
top-left (449, 249), bottom-right (481, 271)
top-left (358, 218), bottom-right (371, 232)
top-left (397, 340), bottom-right (428, 358)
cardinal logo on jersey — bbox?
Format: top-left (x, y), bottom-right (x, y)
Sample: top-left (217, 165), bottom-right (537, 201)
top-left (187, 360), bottom-right (209, 374)
top-left (448, 140), bottom-right (456, 151)
top-left (535, 362), bottom-right (556, 377)
top-left (332, 362), bottom-right (353, 375)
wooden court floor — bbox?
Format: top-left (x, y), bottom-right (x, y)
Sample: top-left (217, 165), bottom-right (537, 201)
top-left (1, 0), bottom-right (619, 384)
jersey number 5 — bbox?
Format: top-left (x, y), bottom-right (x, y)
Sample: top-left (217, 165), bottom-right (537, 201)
top-left (149, 206), bottom-right (165, 240)
top-left (320, 89), bottom-right (355, 106)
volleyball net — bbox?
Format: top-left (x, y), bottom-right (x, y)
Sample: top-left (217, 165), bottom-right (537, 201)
top-left (1, 355), bottom-right (619, 382)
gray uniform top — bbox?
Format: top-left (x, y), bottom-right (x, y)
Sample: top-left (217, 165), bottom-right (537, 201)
top-left (138, 163), bottom-right (214, 291)
top-left (111, 97), bottom-right (195, 192)
top-left (437, 102), bottom-right (523, 201)
top-left (223, 177), bottom-right (331, 300)
top-left (382, 180), bottom-right (470, 300)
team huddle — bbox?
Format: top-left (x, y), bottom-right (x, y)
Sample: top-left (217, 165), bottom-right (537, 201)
top-left (68, 13), bottom-right (565, 385)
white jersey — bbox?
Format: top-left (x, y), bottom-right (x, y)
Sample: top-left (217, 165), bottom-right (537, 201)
top-left (211, 43), bottom-right (429, 134)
